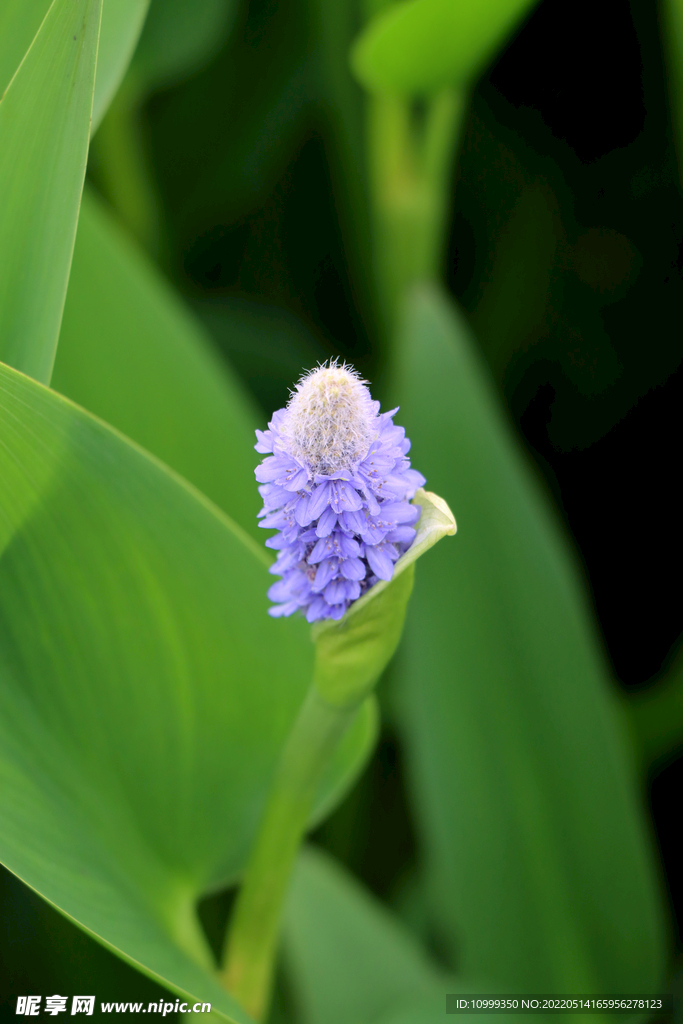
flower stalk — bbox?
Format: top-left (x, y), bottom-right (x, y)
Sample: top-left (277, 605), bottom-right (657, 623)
top-left (368, 88), bottom-right (465, 336)
top-left (219, 686), bottom-right (358, 1021)
top-left (220, 363), bottom-right (455, 1019)
top-left (219, 489), bottom-right (455, 1020)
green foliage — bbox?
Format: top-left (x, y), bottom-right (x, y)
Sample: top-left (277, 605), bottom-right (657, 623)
top-left (0, 0), bottom-right (101, 383)
top-left (90, 0), bottom-right (236, 253)
top-left (312, 490), bottom-right (455, 707)
top-left (0, 361), bottom-right (375, 1019)
top-left (392, 283), bottom-right (666, 991)
top-left (283, 846), bottom-right (447, 1024)
top-left (351, 0), bottom-right (537, 95)
top-left (0, 0), bottom-right (50, 95)
top-left (219, 495), bottom-right (453, 1017)
top-left (0, 0), bottom-right (676, 1013)
top-left (132, 0), bottom-right (236, 94)
top-left (283, 846), bottom-right (500, 1024)
top-left (623, 644), bottom-right (683, 772)
top-left (53, 189), bottom-right (261, 538)
top-left (0, 1), bottom-right (150, 128)
top-left (92, 0), bottom-right (150, 129)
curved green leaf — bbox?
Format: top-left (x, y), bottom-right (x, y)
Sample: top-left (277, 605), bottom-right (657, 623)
top-left (0, 1), bottom-right (149, 115)
top-left (393, 283), bottom-right (665, 990)
top-left (132, 0), bottom-right (236, 94)
top-left (53, 188), bottom-right (262, 540)
top-left (0, 0), bottom-right (102, 384)
top-left (351, 0), bottom-right (537, 96)
top-left (92, 0), bottom-right (150, 130)
top-left (283, 846), bottom-right (445, 1024)
top-left (284, 847), bottom-right (492, 1024)
top-left (0, 361), bottom-right (374, 1019)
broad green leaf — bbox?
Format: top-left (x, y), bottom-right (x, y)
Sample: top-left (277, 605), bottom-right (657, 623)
top-left (0, 361), bottom-right (376, 1020)
top-left (312, 490), bottom-right (456, 707)
top-left (283, 845), bottom-right (446, 1024)
top-left (0, 1), bottom-right (151, 133)
top-left (0, 0), bottom-right (50, 95)
top-left (351, 0), bottom-right (537, 96)
top-left (53, 188), bottom-right (262, 540)
top-left (132, 0), bottom-right (236, 94)
top-left (0, 0), bottom-right (101, 384)
top-left (92, 0), bottom-right (150, 129)
top-left (392, 284), bottom-right (666, 990)
top-left (283, 849), bottom-right (495, 1024)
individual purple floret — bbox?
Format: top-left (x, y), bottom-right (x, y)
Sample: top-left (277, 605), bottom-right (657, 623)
top-left (254, 361), bottom-right (426, 622)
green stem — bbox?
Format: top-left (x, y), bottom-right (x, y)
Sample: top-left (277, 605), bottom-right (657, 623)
top-left (219, 684), bottom-right (356, 1021)
top-left (219, 82), bottom-right (465, 1023)
top-left (368, 88), bottom-right (465, 334)
top-left (421, 89), bottom-right (467, 278)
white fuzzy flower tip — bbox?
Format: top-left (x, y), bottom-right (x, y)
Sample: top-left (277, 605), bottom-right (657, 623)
top-left (277, 362), bottom-right (377, 476)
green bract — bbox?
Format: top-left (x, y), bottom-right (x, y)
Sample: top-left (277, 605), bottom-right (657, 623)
top-left (312, 490), bottom-right (456, 708)
top-left (283, 846), bottom-right (456, 1024)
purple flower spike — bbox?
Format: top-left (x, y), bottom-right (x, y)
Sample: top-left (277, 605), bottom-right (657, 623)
top-left (255, 361), bottom-right (426, 622)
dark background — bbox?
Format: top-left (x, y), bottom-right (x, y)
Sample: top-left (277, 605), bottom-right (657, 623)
top-left (2, 0), bottom-right (681, 1017)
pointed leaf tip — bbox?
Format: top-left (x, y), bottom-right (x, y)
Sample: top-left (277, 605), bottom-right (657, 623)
top-left (339, 488), bottom-right (456, 623)
top-left (402, 487), bottom-right (457, 556)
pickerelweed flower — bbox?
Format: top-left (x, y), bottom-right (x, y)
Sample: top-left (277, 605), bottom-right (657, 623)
top-left (255, 361), bottom-right (426, 622)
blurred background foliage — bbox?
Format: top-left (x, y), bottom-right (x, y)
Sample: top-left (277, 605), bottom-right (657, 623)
top-left (2, 0), bottom-right (682, 1018)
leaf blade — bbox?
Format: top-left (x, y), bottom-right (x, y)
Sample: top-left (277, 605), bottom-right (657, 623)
top-left (0, 1), bottom-right (153, 134)
top-left (0, 361), bottom-right (373, 1016)
top-left (0, 0), bottom-right (50, 96)
top-left (392, 283), bottom-right (666, 990)
top-left (53, 188), bottom-right (262, 539)
top-left (0, 0), bottom-right (102, 383)
top-left (283, 846), bottom-right (445, 1024)
top-left (132, 0), bottom-right (236, 95)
